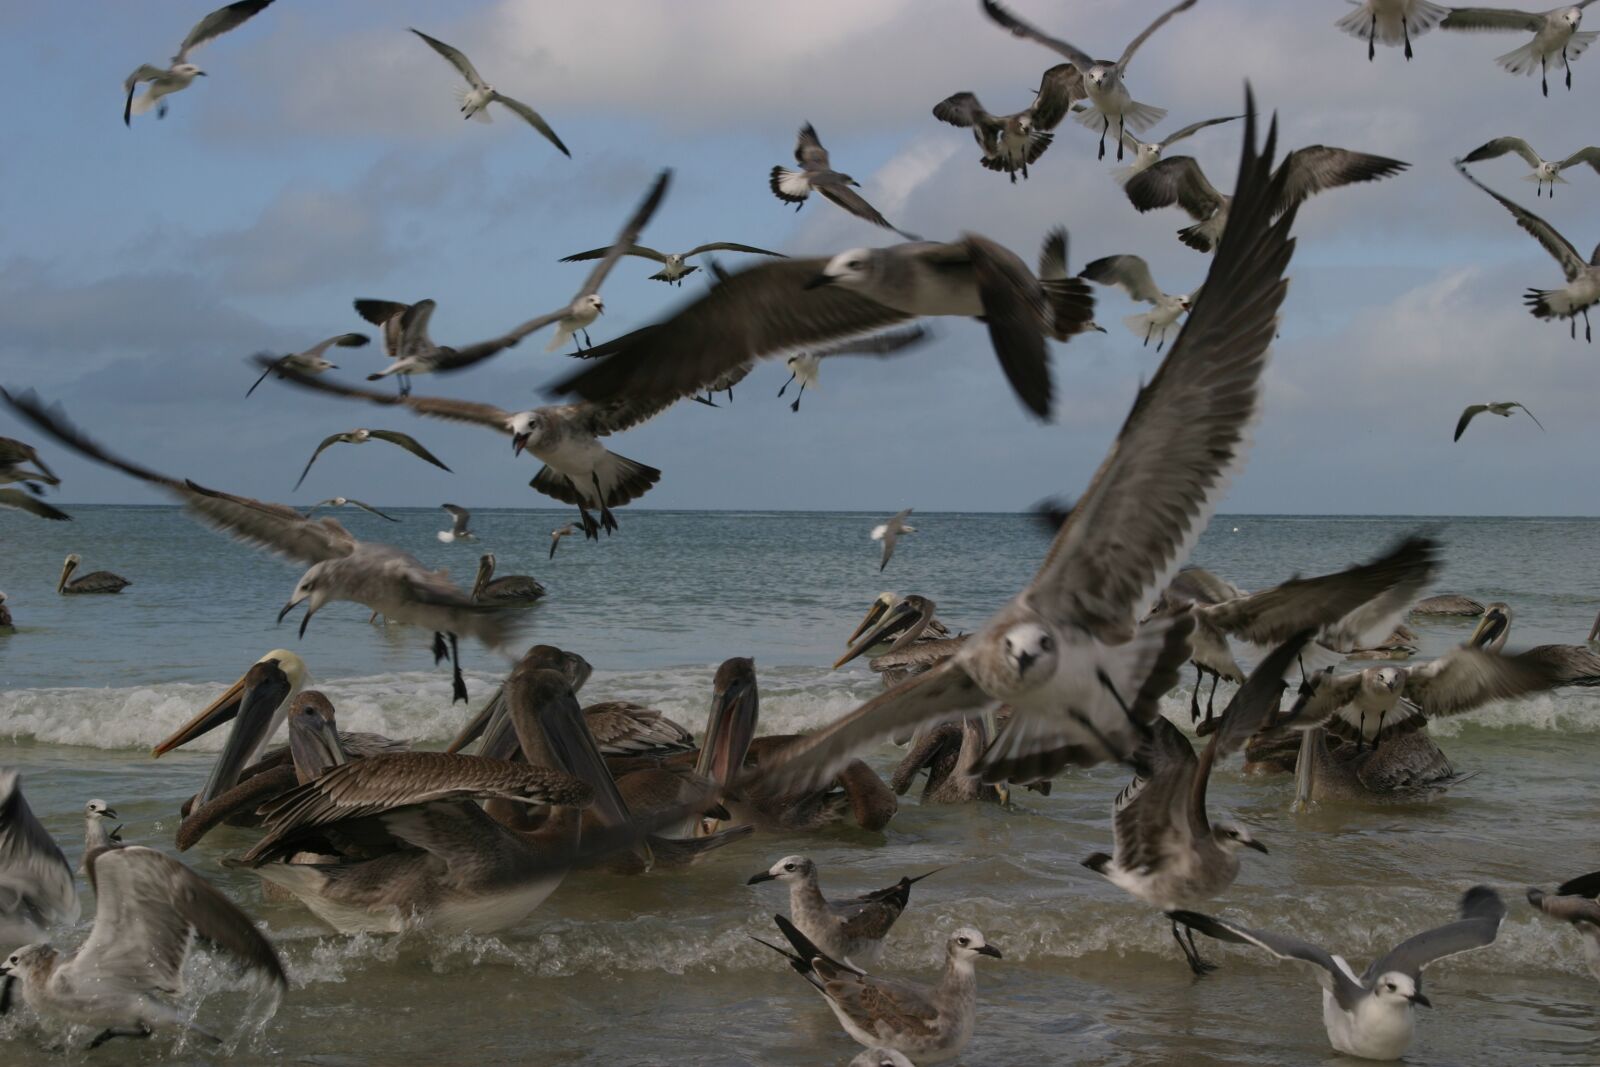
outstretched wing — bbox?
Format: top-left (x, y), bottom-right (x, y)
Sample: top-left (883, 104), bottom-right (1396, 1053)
top-left (1463, 136), bottom-right (1543, 168)
top-left (294, 432), bottom-right (348, 490)
top-left (1124, 156), bottom-right (1227, 221)
top-left (250, 362), bottom-right (516, 435)
top-left (560, 244), bottom-right (669, 265)
top-left (491, 92), bottom-right (571, 157)
top-left (1365, 886), bottom-right (1505, 983)
top-left (1080, 254), bottom-right (1165, 304)
top-left (176, 0), bottom-right (274, 61)
top-left (1454, 404), bottom-right (1489, 441)
top-left (980, 0), bottom-right (1096, 70)
top-left (1029, 63), bottom-right (1085, 130)
top-left (1117, 0), bottom-right (1199, 72)
top-left (1168, 908), bottom-right (1366, 1011)
top-left (0, 488), bottom-right (71, 520)
top-left (1276, 147), bottom-right (1408, 216)
top-left (1455, 160), bottom-right (1587, 280)
top-left (1161, 114), bottom-right (1243, 148)
top-left (1439, 8), bottom-right (1546, 33)
top-left (369, 430), bottom-right (453, 473)
top-left (410, 28), bottom-right (488, 88)
top-left (1401, 648), bottom-right (1563, 718)
top-left (684, 242), bottom-right (787, 259)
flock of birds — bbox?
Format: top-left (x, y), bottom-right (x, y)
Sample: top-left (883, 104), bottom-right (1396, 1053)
top-left (4, 1), bottom-right (1600, 1063)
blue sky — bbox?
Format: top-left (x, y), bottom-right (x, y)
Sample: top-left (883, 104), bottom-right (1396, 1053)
top-left (1, 0), bottom-right (1596, 514)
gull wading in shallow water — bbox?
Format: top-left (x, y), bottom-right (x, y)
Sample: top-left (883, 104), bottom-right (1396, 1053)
top-left (747, 855), bottom-right (939, 968)
top-left (2, 389), bottom-right (527, 703)
top-left (410, 28), bottom-right (570, 156)
top-left (749, 95), bottom-right (1299, 794)
top-left (122, 0), bottom-right (274, 125)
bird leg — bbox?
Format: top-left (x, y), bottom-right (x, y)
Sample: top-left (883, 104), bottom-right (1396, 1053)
top-left (1189, 663), bottom-right (1203, 722)
top-left (790, 383), bottom-right (806, 413)
top-left (1566, 49), bottom-right (1573, 90)
top-left (432, 632), bottom-right (449, 665)
top-left (577, 505), bottom-right (600, 540)
top-left (777, 371), bottom-right (796, 397)
top-left (1402, 18), bottom-right (1413, 61)
top-left (1205, 673), bottom-right (1221, 722)
top-left (1098, 116), bottom-right (1108, 160)
top-left (1116, 116), bottom-right (1126, 161)
top-left (449, 633), bottom-right (467, 704)
top-left (1542, 54), bottom-right (1549, 97)
top-left (592, 473), bottom-right (619, 535)
top-left (1373, 709), bottom-right (1387, 747)
top-left (157, 103), bottom-right (168, 120)
top-left (580, 328), bottom-right (593, 348)
top-left (1357, 711), bottom-right (1367, 752)
top-left (87, 1026), bottom-right (152, 1050)
top-left (1169, 916), bottom-right (1216, 976)
top-left (1369, 13), bottom-right (1378, 61)
top-left (1144, 322), bottom-right (1153, 347)
top-left (1584, 307), bottom-right (1592, 343)
top-left (400, 374), bottom-right (412, 398)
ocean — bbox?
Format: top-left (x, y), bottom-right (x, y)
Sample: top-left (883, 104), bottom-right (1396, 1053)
top-left (3, 506), bottom-right (1598, 1065)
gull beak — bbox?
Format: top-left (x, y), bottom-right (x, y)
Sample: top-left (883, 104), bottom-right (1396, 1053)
top-left (976, 944), bottom-right (1003, 959)
top-left (327, 363), bottom-right (339, 370)
top-left (512, 432), bottom-right (530, 457)
top-left (803, 272), bottom-right (835, 290)
top-left (195, 70), bottom-right (207, 76)
top-left (1409, 992), bottom-right (1432, 1008)
top-left (696, 664), bottom-right (759, 786)
top-left (101, 807), bottom-right (118, 819)
top-left (1244, 838), bottom-right (1269, 854)
top-left (746, 870), bottom-right (778, 885)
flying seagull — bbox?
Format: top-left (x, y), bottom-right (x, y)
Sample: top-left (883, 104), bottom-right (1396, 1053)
top-left (871, 508), bottom-right (916, 572)
top-left (770, 124), bottom-right (920, 240)
top-left (1336, 1), bottom-right (1451, 60)
top-left (549, 522), bottom-right (579, 558)
top-left (1115, 114), bottom-right (1243, 181)
top-left (1454, 159), bottom-right (1600, 340)
top-left (2, 389), bottom-right (528, 703)
top-left (2, 436), bottom-right (69, 518)
top-left (437, 503), bottom-right (475, 544)
top-left (777, 327), bottom-right (933, 412)
top-left (931, 62), bottom-right (1084, 182)
top-left (251, 369), bottom-right (669, 539)
top-left (247, 332), bottom-right (369, 397)
top-left (747, 855), bottom-right (939, 967)
top-left (980, 0), bottom-right (1200, 160)
top-left (0, 771), bottom-right (79, 959)
top-left (0, 845), bottom-right (285, 1050)
top-left (1170, 887), bottom-right (1506, 1060)
top-left (122, 0), bottom-right (274, 126)
top-left (1454, 400), bottom-right (1544, 440)
top-left (1440, 2), bottom-right (1598, 95)
top-left (293, 428), bottom-right (451, 491)
top-left (305, 496), bottom-right (399, 522)
top-left (559, 241), bottom-right (785, 286)
top-left (1125, 145), bottom-right (1409, 253)
top-left (549, 229), bottom-right (1099, 422)
top-left (1079, 254), bottom-right (1195, 349)
top-left (356, 172), bottom-right (671, 391)
top-left (1462, 135), bottom-right (1600, 195)
top-left (410, 28), bottom-right (569, 155)
top-left (747, 94), bottom-right (1299, 794)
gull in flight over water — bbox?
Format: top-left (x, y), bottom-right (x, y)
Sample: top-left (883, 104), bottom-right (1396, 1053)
top-left (980, 0), bottom-right (1200, 160)
top-left (549, 522), bottom-right (580, 558)
top-left (122, 0), bottom-right (274, 126)
top-left (437, 503), bottom-right (475, 544)
top-left (1440, 2), bottom-right (1598, 95)
top-left (770, 124), bottom-right (921, 240)
top-left (305, 497), bottom-right (399, 522)
top-left (247, 332), bottom-right (368, 397)
top-left (1455, 159), bottom-right (1600, 340)
top-left (1335, 1), bottom-right (1451, 61)
top-left (777, 327), bottom-right (932, 412)
top-left (1461, 135), bottom-right (1600, 196)
top-left (411, 28), bottom-right (570, 156)
top-left (1454, 400), bottom-right (1544, 440)
top-left (1170, 887), bottom-right (1505, 1061)
top-left (293, 427), bottom-right (451, 490)
top-left (871, 508), bottom-right (916, 572)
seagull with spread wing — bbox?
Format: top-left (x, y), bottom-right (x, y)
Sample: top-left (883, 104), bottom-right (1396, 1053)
top-left (247, 332), bottom-right (369, 397)
top-left (770, 124), bottom-right (920, 240)
top-left (1440, 2), bottom-right (1598, 95)
top-left (305, 496), bottom-right (399, 522)
top-left (777, 327), bottom-right (933, 412)
top-left (1079, 253), bottom-right (1195, 350)
top-left (122, 0), bottom-right (274, 125)
top-left (293, 428), bottom-right (451, 491)
top-left (1336, 1), bottom-right (1451, 61)
top-left (1454, 400), bottom-right (1544, 440)
top-left (931, 63), bottom-right (1084, 182)
top-left (559, 240), bottom-right (784, 286)
top-left (410, 28), bottom-right (569, 156)
top-left (1115, 114), bottom-right (1242, 181)
top-left (1455, 159), bottom-right (1600, 340)
top-left (1462, 135), bottom-right (1600, 196)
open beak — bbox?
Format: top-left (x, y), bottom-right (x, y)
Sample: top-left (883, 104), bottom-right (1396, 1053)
top-left (802, 272), bottom-right (835, 290)
top-left (157, 660), bottom-right (292, 804)
top-left (977, 944), bottom-right (1003, 958)
top-left (1409, 992), bottom-right (1431, 1008)
top-left (695, 667), bottom-right (759, 786)
top-left (512, 433), bottom-right (529, 457)
top-left (834, 598), bottom-right (925, 669)
top-left (1244, 839), bottom-right (1269, 854)
top-left (746, 870), bottom-right (778, 885)
top-left (101, 808), bottom-right (118, 820)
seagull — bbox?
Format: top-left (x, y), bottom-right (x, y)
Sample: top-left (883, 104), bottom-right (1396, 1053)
top-left (547, 293), bottom-right (604, 353)
top-left (1440, 2), bottom-right (1598, 95)
top-left (769, 124), bottom-right (920, 240)
top-left (410, 28), bottom-right (569, 156)
top-left (3, 389), bottom-right (529, 703)
top-left (0, 436), bottom-right (69, 520)
top-left (79, 800), bottom-right (123, 874)
top-left (248, 370), bottom-right (668, 539)
top-left (1527, 871), bottom-right (1600, 981)
top-left (549, 523), bottom-right (579, 558)
top-left (1462, 136), bottom-right (1600, 195)
top-left (756, 914), bottom-right (1000, 1064)
top-left (747, 856), bottom-right (939, 968)
top-left (871, 508), bottom-right (916, 572)
top-left (746, 96), bottom-right (1297, 794)
top-left (357, 171), bottom-right (672, 391)
top-left (437, 503), bottom-right (475, 544)
top-left (1125, 145), bottom-right (1409, 253)
top-left (1079, 254), bottom-right (1194, 350)
top-left (1336, 1), bottom-right (1451, 60)
top-left (551, 229), bottom-right (1100, 422)
top-left (0, 771), bottom-right (79, 955)
top-left (1083, 633), bottom-right (1308, 975)
top-left (471, 553), bottom-right (546, 606)
top-left (0, 846), bottom-right (285, 1050)
top-left (305, 496), bottom-right (399, 522)
top-left (559, 241), bottom-right (785, 286)
top-left (980, 0), bottom-right (1200, 161)
top-left (246, 332), bottom-right (369, 397)
top-left (122, 0), bottom-right (274, 126)
top-left (1115, 114), bottom-right (1243, 181)
top-left (1454, 160), bottom-right (1600, 340)
top-left (777, 328), bottom-right (934, 412)
top-left (931, 62), bottom-right (1084, 182)
top-left (56, 553), bottom-right (131, 595)
top-left (1454, 400), bottom-right (1544, 439)
top-left (293, 427), bottom-right (451, 491)
top-left (1170, 887), bottom-right (1506, 1061)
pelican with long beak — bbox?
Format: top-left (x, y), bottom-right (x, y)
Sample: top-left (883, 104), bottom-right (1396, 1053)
top-left (56, 553), bottom-right (131, 595)
top-left (153, 651), bottom-right (306, 811)
top-left (1470, 601), bottom-right (1600, 685)
top-left (835, 595), bottom-right (943, 670)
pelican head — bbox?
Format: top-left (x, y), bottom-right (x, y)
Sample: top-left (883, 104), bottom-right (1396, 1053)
top-left (453, 645), bottom-right (593, 756)
top-left (56, 553), bottom-right (81, 594)
top-left (746, 854), bottom-right (815, 885)
top-left (1469, 602), bottom-right (1512, 653)
top-left (806, 247), bottom-right (879, 290)
top-left (835, 595), bottom-right (936, 668)
top-left (154, 650), bottom-right (306, 805)
top-left (473, 553), bottom-right (498, 599)
top-left (278, 564), bottom-right (333, 637)
top-left (1213, 821), bottom-right (1269, 855)
top-left (695, 657), bottom-right (760, 786)
top-left (286, 691), bottom-right (346, 783)
top-left (1372, 971), bottom-right (1429, 1008)
top-left (847, 592), bottom-right (898, 644)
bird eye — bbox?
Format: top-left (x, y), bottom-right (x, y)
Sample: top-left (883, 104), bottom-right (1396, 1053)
top-left (784, 863), bottom-right (795, 871)
top-left (1038, 635), bottom-right (1054, 651)
top-left (957, 936), bottom-right (969, 945)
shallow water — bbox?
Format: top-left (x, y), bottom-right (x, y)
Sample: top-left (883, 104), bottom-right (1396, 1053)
top-left (2, 508), bottom-right (1599, 1065)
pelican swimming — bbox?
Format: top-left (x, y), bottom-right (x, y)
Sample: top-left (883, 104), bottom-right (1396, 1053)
top-left (1469, 601), bottom-right (1600, 684)
top-left (836, 594), bottom-right (950, 670)
top-left (56, 554), bottom-right (131, 595)
top-left (472, 553), bottom-right (547, 606)
top-left (891, 716), bottom-right (1010, 805)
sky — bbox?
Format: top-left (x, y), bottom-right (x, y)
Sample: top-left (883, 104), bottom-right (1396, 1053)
top-left (1, 0), bottom-right (1596, 515)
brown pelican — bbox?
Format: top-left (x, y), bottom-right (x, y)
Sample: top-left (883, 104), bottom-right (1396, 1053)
top-left (1469, 601), bottom-right (1600, 684)
top-left (1411, 593), bottom-right (1485, 617)
top-left (56, 554), bottom-right (131, 595)
top-left (0, 436), bottom-right (68, 519)
top-left (835, 594), bottom-right (950, 671)
top-left (867, 637), bottom-right (970, 689)
top-left (0, 592), bottom-right (12, 630)
top-left (445, 644), bottom-right (594, 758)
top-left (890, 717), bottom-right (1008, 805)
top-left (1290, 726), bottom-right (1473, 805)
top-left (1527, 871), bottom-right (1600, 982)
top-left (4, 389), bottom-right (527, 703)
top-left (472, 553), bottom-right (546, 606)
top-left (1, 847), bottom-right (284, 1050)
top-left (582, 701), bottom-right (694, 758)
